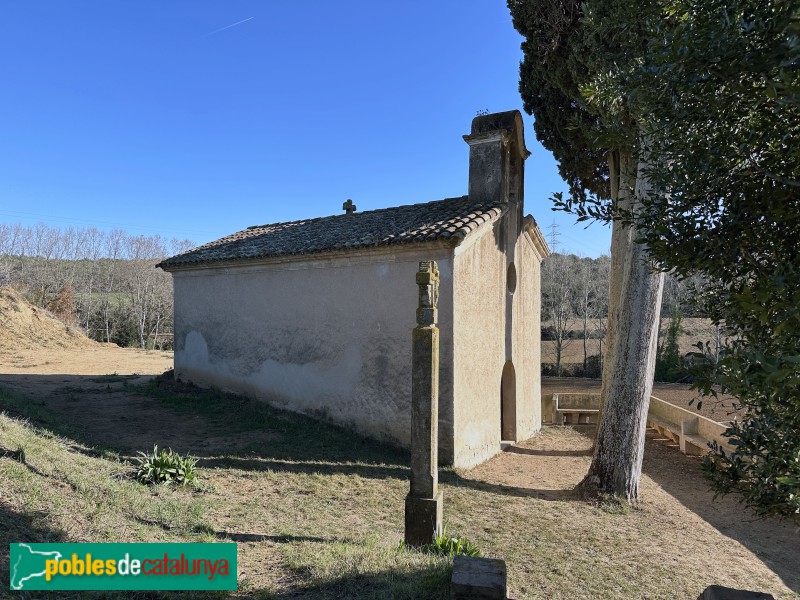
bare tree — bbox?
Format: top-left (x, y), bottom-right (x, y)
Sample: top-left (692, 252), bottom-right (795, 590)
top-left (593, 255), bottom-right (611, 374)
top-left (0, 222), bottom-right (192, 349)
top-left (123, 235), bottom-right (167, 349)
top-left (541, 253), bottom-right (578, 376)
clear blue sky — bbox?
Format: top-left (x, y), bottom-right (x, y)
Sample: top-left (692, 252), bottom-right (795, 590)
top-left (0, 2), bottom-right (610, 257)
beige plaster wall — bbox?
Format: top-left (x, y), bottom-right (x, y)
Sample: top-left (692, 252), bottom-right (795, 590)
top-left (171, 246), bottom-right (456, 461)
top-left (515, 229), bottom-right (543, 439)
top-left (451, 213), bottom-right (544, 468)
top-left (452, 217), bottom-right (507, 467)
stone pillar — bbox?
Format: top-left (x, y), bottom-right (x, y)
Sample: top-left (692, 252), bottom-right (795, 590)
top-left (404, 260), bottom-right (443, 547)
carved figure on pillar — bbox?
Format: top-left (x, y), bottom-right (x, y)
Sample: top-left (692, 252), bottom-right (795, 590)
top-left (416, 261), bottom-right (439, 326)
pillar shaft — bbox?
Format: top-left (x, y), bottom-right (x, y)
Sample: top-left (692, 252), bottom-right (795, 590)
top-left (405, 260), bottom-right (443, 547)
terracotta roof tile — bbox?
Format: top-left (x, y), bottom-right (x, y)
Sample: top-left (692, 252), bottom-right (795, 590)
top-left (158, 195), bottom-right (506, 269)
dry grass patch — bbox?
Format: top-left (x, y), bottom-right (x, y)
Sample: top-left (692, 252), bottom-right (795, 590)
top-left (0, 381), bottom-right (450, 599)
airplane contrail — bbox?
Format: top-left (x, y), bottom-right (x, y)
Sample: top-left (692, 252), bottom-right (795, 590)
top-left (200, 16), bottom-right (254, 38)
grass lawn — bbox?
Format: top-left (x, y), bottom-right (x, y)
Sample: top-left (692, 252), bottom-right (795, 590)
top-left (0, 374), bottom-right (797, 599)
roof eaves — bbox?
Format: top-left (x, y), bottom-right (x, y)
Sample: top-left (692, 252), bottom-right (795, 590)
top-left (157, 236), bottom-right (460, 272)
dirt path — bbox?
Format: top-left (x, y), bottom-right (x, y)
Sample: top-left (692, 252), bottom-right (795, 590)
top-left (470, 427), bottom-right (799, 598)
top-left (0, 346), bottom-right (173, 377)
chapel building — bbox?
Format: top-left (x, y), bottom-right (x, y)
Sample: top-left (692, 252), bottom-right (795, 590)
top-left (158, 110), bottom-right (549, 468)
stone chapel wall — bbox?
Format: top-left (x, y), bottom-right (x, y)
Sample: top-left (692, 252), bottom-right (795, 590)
top-left (450, 213), bottom-right (544, 467)
top-left (451, 217), bottom-right (509, 468)
top-left (171, 246), bottom-right (455, 458)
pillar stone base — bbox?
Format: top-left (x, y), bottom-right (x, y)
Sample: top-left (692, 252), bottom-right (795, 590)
top-left (404, 491), bottom-right (443, 547)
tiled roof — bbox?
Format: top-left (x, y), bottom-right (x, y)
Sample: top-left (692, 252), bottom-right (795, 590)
top-left (158, 195), bottom-right (507, 269)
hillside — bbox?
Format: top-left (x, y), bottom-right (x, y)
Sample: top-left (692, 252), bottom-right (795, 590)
top-left (0, 287), bottom-right (100, 352)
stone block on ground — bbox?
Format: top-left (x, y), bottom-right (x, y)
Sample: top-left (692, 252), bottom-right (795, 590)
top-left (451, 554), bottom-right (507, 600)
top-left (697, 584), bottom-right (775, 600)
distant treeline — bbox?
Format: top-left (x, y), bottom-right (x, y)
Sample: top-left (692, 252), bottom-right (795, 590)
top-left (0, 223), bottom-right (193, 349)
top-left (541, 253), bottom-right (706, 380)
top-left (1, 224), bottom-right (704, 365)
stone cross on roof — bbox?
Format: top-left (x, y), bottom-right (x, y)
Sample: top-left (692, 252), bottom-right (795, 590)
top-left (342, 199), bottom-right (357, 215)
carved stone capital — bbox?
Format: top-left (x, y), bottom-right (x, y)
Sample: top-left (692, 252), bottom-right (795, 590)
top-left (416, 261), bottom-right (439, 326)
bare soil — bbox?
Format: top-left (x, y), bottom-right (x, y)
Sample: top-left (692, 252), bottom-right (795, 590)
top-left (470, 427), bottom-right (799, 598)
top-left (1, 345), bottom-right (172, 375)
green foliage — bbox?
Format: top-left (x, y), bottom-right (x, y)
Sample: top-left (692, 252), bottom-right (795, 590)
top-left (542, 354), bottom-right (602, 378)
top-left (632, 1), bottom-right (799, 278)
top-left (397, 526), bottom-right (481, 558)
top-left (427, 532), bottom-right (480, 558)
top-left (629, 0), bottom-right (800, 522)
top-left (655, 309), bottom-right (686, 382)
top-left (583, 353), bottom-right (602, 378)
top-left (688, 272), bottom-right (800, 523)
top-left (511, 0), bottom-right (800, 520)
top-left (424, 527), bottom-right (481, 558)
top-left (133, 445), bottom-right (198, 487)
top-left (703, 417), bottom-right (800, 523)
top-left (508, 0), bottom-right (627, 207)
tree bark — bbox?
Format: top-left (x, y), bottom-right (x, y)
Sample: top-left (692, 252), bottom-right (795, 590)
top-left (581, 150), bottom-right (665, 502)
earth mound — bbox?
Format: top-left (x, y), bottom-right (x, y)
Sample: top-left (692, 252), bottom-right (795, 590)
top-left (0, 287), bottom-right (100, 351)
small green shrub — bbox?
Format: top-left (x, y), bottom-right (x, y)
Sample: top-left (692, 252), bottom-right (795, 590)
top-left (397, 526), bottom-right (481, 558)
top-left (133, 445), bottom-right (198, 486)
top-left (424, 527), bottom-right (481, 558)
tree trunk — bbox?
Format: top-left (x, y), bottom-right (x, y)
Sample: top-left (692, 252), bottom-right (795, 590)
top-left (555, 338), bottom-right (563, 377)
top-left (583, 311), bottom-right (588, 372)
top-left (581, 150), bottom-right (665, 502)
top-left (151, 313), bottom-right (162, 351)
top-left (598, 313), bottom-right (605, 375)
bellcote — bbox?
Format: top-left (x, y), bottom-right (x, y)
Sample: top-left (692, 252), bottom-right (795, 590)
top-left (463, 110), bottom-right (530, 214)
